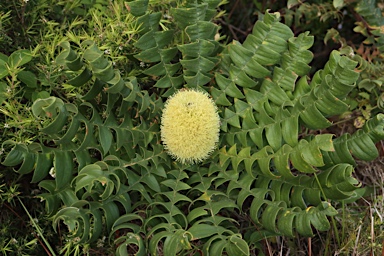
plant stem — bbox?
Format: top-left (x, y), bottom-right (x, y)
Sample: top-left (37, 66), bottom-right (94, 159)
top-left (342, 201), bottom-right (345, 243)
top-left (17, 197), bottom-right (57, 256)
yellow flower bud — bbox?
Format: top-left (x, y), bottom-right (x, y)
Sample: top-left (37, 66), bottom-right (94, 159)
top-left (161, 89), bottom-right (220, 164)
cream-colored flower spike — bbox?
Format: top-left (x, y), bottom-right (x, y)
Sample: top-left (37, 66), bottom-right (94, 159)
top-left (161, 89), bottom-right (220, 164)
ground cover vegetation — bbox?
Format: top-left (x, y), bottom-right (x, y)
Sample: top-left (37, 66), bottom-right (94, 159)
top-left (0, 0), bottom-right (383, 255)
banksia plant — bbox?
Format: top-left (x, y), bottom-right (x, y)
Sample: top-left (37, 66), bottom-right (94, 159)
top-left (3, 1), bottom-right (384, 255)
top-left (160, 89), bottom-right (220, 164)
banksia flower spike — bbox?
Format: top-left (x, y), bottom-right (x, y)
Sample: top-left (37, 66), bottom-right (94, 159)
top-left (160, 89), bottom-right (220, 164)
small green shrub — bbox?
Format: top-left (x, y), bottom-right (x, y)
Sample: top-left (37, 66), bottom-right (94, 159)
top-left (1, 0), bottom-right (384, 255)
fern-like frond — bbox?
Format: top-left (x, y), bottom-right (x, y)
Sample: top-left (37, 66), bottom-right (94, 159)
top-left (217, 11), bottom-right (358, 152)
top-left (322, 113), bottom-right (384, 167)
top-left (173, 3), bottom-right (221, 87)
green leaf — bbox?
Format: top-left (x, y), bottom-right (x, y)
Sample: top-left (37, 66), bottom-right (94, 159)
top-left (229, 65), bottom-right (259, 87)
top-left (299, 100), bottom-right (332, 129)
top-left (0, 58), bottom-right (8, 79)
top-left (210, 199), bottom-right (238, 215)
top-left (188, 224), bottom-right (225, 240)
top-left (54, 150), bottom-right (74, 190)
top-left (347, 131), bottom-right (378, 161)
top-left (31, 153), bottom-right (53, 183)
top-left (8, 49), bottom-right (33, 68)
top-left (163, 230), bottom-right (192, 255)
top-left (261, 202), bottom-right (286, 232)
top-left (283, 32), bottom-right (313, 76)
top-left (126, 0), bottom-right (148, 16)
top-left (244, 12), bottom-right (293, 55)
top-left (277, 208), bottom-right (298, 237)
top-left (32, 91), bottom-right (50, 101)
top-left (98, 125), bottom-right (113, 156)
top-left (161, 179), bottom-right (191, 191)
top-left (2, 141), bottom-right (26, 166)
top-left (142, 174), bottom-right (161, 193)
top-left (53, 206), bottom-right (90, 243)
top-left (149, 230), bottom-right (173, 255)
top-left (17, 70), bottom-right (37, 88)
top-left (209, 238), bottom-right (227, 256)
top-left (102, 201), bottom-right (120, 231)
top-left (287, 0), bottom-right (299, 9)
top-left (0, 82), bottom-right (7, 103)
top-left (224, 108), bottom-right (241, 128)
top-left (115, 233), bottom-right (146, 256)
top-left (216, 73), bottom-right (245, 98)
top-left (333, 0), bottom-right (344, 9)
top-left (66, 54), bottom-right (83, 71)
top-left (171, 4), bottom-right (210, 30)
top-left (294, 211), bottom-right (313, 237)
top-left (265, 122), bottom-right (282, 150)
top-left (227, 235), bottom-right (250, 256)
top-left (308, 208), bottom-right (331, 231)
top-left (228, 43), bottom-right (270, 78)
top-left (187, 208), bottom-right (209, 223)
top-left (32, 97), bottom-right (69, 135)
top-left (0, 52), bottom-right (7, 62)
top-left (185, 21), bottom-right (218, 41)
top-left (67, 68), bottom-right (92, 87)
